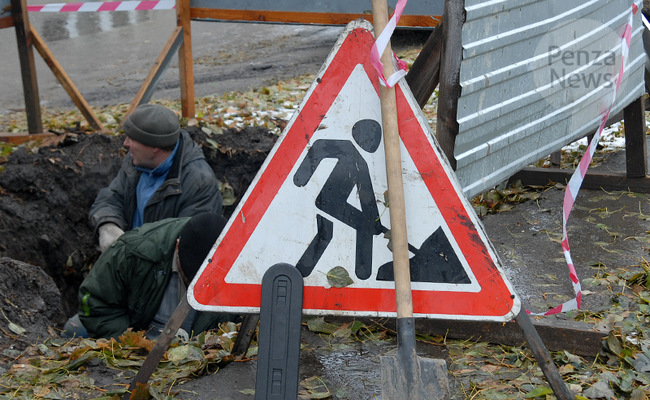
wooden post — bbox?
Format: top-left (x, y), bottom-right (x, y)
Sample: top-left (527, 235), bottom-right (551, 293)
top-left (123, 26), bottom-right (185, 122)
top-left (516, 312), bottom-right (575, 400)
top-left (623, 96), bottom-right (648, 178)
top-left (436, 0), bottom-right (464, 170)
top-left (405, 22), bottom-right (444, 109)
top-left (176, 0), bottom-right (195, 118)
top-left (550, 151), bottom-right (562, 167)
top-left (30, 27), bottom-right (105, 132)
top-left (11, 0), bottom-right (42, 134)
top-left (0, 14), bottom-right (13, 29)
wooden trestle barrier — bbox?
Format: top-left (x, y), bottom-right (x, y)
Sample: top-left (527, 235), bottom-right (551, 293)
top-left (1, 0), bottom-right (104, 143)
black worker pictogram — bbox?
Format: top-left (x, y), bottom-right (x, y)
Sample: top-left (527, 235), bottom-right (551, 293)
top-left (293, 119), bottom-right (471, 285)
top-left (293, 119), bottom-right (384, 279)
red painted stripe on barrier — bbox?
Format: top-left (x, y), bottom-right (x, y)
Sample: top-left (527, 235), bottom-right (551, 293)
top-left (61, 3), bottom-right (83, 12)
top-left (135, 2), bottom-right (157, 10)
top-left (98, 2), bottom-right (119, 11)
top-left (26, 1), bottom-right (176, 13)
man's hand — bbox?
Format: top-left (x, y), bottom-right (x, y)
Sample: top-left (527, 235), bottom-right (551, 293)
top-left (98, 223), bottom-right (125, 252)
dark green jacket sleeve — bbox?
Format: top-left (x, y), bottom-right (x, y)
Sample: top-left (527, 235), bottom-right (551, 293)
top-left (78, 218), bottom-right (189, 339)
top-left (78, 239), bottom-right (132, 339)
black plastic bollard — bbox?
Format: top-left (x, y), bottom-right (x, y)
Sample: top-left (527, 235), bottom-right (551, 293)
top-left (255, 263), bottom-right (304, 400)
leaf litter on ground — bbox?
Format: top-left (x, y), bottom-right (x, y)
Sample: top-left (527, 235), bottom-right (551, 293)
top-left (0, 322), bottom-right (241, 399)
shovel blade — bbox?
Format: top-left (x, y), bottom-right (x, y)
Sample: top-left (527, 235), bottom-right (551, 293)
top-left (380, 352), bottom-right (450, 400)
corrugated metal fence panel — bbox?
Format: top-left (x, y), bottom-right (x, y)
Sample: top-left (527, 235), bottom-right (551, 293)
top-left (456, 0), bottom-right (646, 198)
top-left (190, 0), bottom-right (444, 18)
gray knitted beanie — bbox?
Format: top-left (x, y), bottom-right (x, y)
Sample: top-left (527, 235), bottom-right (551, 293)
top-left (123, 104), bottom-right (181, 148)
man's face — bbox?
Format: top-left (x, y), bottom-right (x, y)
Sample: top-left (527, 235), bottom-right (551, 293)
top-left (124, 136), bottom-right (159, 169)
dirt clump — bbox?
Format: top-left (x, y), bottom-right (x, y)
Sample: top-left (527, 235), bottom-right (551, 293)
top-left (0, 126), bottom-right (277, 320)
top-left (188, 125), bottom-right (278, 216)
top-left (0, 257), bottom-right (65, 372)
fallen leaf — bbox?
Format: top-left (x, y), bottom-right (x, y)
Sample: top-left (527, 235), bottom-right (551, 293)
top-left (306, 317), bottom-right (339, 334)
top-left (8, 322), bottom-right (26, 335)
top-left (300, 376), bottom-right (331, 399)
top-left (524, 386), bottom-right (553, 398)
top-left (326, 266), bottom-right (353, 288)
top-left (582, 380), bottom-right (616, 399)
top-left (166, 344), bottom-right (204, 364)
top-left (627, 352), bottom-right (650, 373)
top-left (606, 332), bottom-right (623, 356)
top-left (206, 138), bottom-right (219, 149)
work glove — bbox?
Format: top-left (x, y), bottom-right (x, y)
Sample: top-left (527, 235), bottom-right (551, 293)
top-left (98, 223), bottom-right (125, 252)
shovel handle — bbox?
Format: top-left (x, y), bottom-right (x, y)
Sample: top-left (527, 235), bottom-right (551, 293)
top-left (371, 0), bottom-right (413, 319)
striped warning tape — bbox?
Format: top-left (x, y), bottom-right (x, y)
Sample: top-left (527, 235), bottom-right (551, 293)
top-left (370, 0), bottom-right (408, 88)
top-left (27, 0), bottom-right (175, 13)
top-left (528, 1), bottom-right (640, 316)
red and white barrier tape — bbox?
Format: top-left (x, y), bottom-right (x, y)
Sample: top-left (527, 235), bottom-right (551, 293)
top-left (370, 0), bottom-right (408, 88)
top-left (27, 0), bottom-right (175, 13)
top-left (529, 1), bottom-right (639, 316)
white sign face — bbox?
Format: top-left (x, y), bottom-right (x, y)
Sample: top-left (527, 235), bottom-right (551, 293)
top-left (224, 65), bottom-right (480, 293)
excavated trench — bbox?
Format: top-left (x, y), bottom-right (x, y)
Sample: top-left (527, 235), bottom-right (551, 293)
top-left (0, 126), bottom-right (278, 318)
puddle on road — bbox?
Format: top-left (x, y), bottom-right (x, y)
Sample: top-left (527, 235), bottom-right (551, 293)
top-left (300, 340), bottom-right (385, 399)
top-left (299, 332), bottom-right (450, 399)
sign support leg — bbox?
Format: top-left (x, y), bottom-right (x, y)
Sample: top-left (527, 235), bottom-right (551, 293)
top-left (515, 311), bottom-right (575, 400)
top-left (232, 314), bottom-right (260, 358)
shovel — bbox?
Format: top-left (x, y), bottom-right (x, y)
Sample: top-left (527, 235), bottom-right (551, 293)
top-left (370, 1), bottom-right (450, 398)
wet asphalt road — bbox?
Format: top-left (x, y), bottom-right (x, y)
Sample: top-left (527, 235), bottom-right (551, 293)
top-left (0, 7), bottom-right (343, 112)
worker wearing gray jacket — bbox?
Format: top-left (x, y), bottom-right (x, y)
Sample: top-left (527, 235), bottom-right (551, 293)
top-left (89, 104), bottom-right (223, 251)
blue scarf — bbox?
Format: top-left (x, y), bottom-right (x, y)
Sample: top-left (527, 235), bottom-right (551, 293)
top-left (132, 141), bottom-right (179, 228)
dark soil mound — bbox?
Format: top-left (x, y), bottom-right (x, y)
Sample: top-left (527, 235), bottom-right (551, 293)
top-left (188, 126), bottom-right (278, 216)
top-left (0, 133), bottom-right (124, 317)
top-left (0, 127), bottom-right (277, 318)
top-left (0, 257), bottom-right (65, 371)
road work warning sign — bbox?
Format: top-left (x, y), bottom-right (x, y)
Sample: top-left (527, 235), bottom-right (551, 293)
top-left (189, 20), bottom-right (520, 321)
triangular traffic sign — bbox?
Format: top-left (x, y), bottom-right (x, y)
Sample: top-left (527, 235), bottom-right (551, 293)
top-left (189, 20), bottom-right (520, 321)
